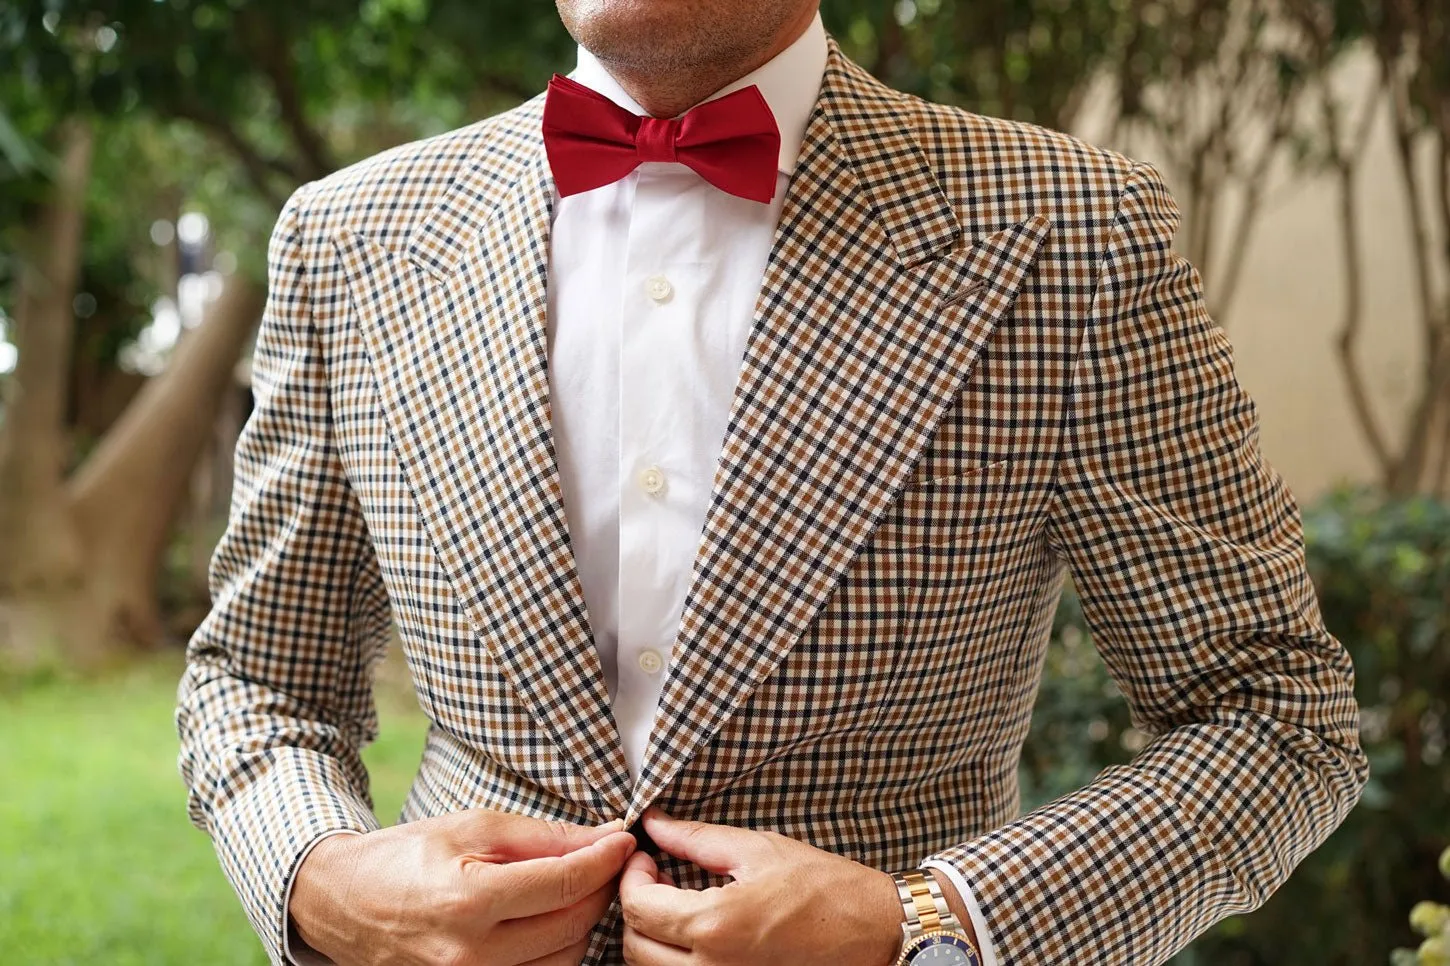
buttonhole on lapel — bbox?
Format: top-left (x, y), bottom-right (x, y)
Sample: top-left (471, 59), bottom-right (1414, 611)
top-left (940, 278), bottom-right (987, 309)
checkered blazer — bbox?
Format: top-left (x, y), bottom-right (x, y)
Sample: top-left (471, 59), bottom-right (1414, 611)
top-left (177, 37), bottom-right (1367, 966)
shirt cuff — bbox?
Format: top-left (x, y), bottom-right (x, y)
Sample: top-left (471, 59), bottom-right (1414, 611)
top-left (282, 829), bottom-right (365, 966)
top-left (921, 858), bottom-right (1000, 966)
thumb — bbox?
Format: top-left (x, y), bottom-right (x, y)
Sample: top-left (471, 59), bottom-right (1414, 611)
top-left (619, 849), bottom-right (660, 894)
top-left (640, 809), bottom-right (764, 877)
top-left (449, 809), bottom-right (626, 862)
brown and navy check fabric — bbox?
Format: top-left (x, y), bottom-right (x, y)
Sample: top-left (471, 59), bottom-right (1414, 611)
top-left (177, 38), bottom-right (1366, 966)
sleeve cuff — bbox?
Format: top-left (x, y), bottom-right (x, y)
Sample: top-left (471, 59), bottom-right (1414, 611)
top-left (921, 859), bottom-right (1000, 966)
top-left (203, 749), bottom-right (380, 965)
top-left (282, 829), bottom-right (366, 966)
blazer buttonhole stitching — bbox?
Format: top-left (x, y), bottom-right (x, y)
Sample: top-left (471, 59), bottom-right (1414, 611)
top-left (941, 278), bottom-right (987, 308)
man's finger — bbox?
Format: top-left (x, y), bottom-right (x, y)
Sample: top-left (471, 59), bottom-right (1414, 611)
top-left (622, 926), bottom-right (693, 966)
top-left (619, 850), bottom-right (710, 948)
top-left (485, 830), bottom-right (636, 919)
top-left (450, 809), bottom-right (626, 861)
top-left (640, 809), bottom-right (763, 876)
top-left (640, 853), bottom-right (675, 887)
top-left (620, 849), bottom-right (661, 892)
top-left (492, 878), bottom-right (616, 962)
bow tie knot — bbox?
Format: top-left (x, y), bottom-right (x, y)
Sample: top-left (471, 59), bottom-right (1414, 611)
top-left (635, 116), bottom-right (682, 163)
top-left (542, 74), bottom-right (782, 203)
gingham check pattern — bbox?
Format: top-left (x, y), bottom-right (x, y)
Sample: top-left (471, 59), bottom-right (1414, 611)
top-left (177, 38), bottom-right (1367, 966)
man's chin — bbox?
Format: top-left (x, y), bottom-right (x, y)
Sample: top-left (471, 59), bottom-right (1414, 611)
top-left (558, 0), bottom-right (758, 73)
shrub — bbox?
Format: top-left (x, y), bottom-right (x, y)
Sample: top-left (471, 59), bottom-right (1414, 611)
top-left (1390, 845), bottom-right (1450, 965)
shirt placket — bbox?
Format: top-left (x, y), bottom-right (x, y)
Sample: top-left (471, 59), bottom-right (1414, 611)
top-left (614, 168), bottom-right (704, 778)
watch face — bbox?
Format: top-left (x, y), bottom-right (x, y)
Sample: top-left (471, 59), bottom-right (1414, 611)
top-left (904, 932), bottom-right (981, 966)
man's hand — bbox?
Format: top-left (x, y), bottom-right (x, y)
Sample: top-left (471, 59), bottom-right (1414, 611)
top-left (618, 809), bottom-right (907, 966)
top-left (289, 809), bottom-right (637, 966)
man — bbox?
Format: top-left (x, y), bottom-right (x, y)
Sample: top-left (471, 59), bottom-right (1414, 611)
top-left (176, 1), bottom-right (1368, 964)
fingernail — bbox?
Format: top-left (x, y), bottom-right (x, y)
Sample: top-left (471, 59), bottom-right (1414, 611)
top-left (598, 818), bottom-right (626, 831)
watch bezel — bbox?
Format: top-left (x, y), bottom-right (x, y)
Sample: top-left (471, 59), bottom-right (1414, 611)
top-left (895, 928), bottom-right (983, 966)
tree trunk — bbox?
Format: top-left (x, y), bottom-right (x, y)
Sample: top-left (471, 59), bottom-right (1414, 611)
top-left (0, 118), bottom-right (266, 668)
top-left (0, 120), bottom-right (93, 665)
top-left (67, 272), bottom-right (265, 651)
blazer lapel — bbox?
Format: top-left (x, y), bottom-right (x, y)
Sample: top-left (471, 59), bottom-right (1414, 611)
top-left (334, 108), bottom-right (634, 816)
top-left (628, 46), bottom-right (1051, 819)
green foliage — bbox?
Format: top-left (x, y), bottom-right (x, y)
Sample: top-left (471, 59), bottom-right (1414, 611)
top-left (0, 656), bottom-right (430, 965)
top-left (0, 0), bottom-right (570, 183)
top-left (824, 0), bottom-right (1142, 129)
top-left (1019, 588), bottom-right (1136, 805)
top-left (1391, 846), bottom-right (1450, 965)
top-left (0, 1), bottom-right (582, 386)
top-left (1024, 488), bottom-right (1450, 963)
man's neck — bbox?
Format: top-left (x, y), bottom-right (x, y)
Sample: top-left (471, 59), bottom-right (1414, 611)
top-left (592, 5), bottom-right (819, 118)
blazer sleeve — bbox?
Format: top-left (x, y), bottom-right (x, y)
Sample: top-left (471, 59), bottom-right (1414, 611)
top-left (175, 185), bottom-right (393, 965)
top-left (923, 162), bottom-right (1368, 964)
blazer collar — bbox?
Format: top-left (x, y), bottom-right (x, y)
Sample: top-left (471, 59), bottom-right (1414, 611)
top-left (410, 36), bottom-right (959, 283)
top-left (817, 47), bottom-right (961, 267)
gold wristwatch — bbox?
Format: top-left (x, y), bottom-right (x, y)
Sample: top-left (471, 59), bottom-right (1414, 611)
top-left (891, 870), bottom-right (982, 966)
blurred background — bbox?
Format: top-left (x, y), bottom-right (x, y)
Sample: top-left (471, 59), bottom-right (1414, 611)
top-left (1, 0), bottom-right (1448, 963)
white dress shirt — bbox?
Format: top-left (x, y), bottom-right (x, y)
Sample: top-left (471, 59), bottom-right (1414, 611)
top-left (547, 22), bottom-right (824, 781)
top-left (288, 14), bottom-right (995, 965)
top-left (546, 13), bottom-right (999, 965)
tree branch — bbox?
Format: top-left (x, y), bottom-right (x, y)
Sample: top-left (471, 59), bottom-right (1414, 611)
top-left (1377, 30), bottom-right (1448, 492)
top-left (238, 10), bottom-right (334, 180)
top-left (169, 100), bottom-right (293, 209)
top-left (67, 272), bottom-right (266, 600)
top-left (1321, 80), bottom-right (1396, 481)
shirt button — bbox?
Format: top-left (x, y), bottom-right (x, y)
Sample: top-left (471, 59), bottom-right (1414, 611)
top-left (645, 275), bottom-right (673, 303)
top-left (638, 465), bottom-right (666, 496)
top-left (638, 649), bottom-right (664, 674)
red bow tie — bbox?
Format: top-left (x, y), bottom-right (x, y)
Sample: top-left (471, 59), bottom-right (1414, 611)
top-left (542, 74), bottom-right (782, 204)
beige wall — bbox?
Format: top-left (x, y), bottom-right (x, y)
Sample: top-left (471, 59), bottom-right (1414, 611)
top-left (1072, 50), bottom-right (1431, 502)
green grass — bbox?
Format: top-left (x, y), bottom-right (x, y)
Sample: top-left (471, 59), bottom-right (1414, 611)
top-left (0, 657), bottom-right (430, 965)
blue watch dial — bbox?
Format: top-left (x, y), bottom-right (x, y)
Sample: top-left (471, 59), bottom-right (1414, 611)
top-left (904, 932), bottom-right (980, 966)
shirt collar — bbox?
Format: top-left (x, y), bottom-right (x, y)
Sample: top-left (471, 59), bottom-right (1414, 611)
top-left (568, 11), bottom-right (828, 176)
